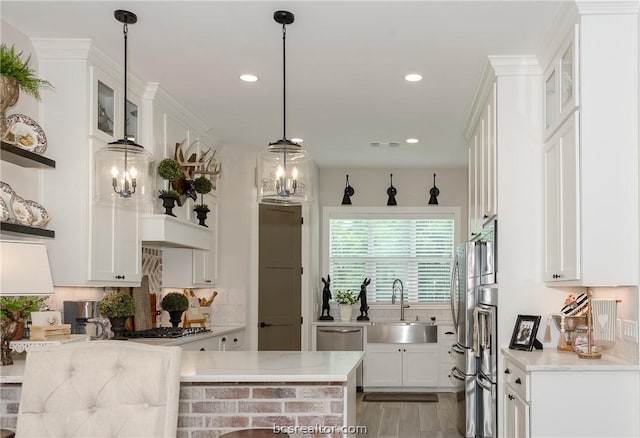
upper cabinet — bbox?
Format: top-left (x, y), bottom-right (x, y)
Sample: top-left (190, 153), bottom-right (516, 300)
top-left (467, 78), bottom-right (497, 238)
top-left (33, 39), bottom-right (148, 287)
top-left (543, 12), bottom-right (639, 286)
top-left (544, 25), bottom-right (579, 140)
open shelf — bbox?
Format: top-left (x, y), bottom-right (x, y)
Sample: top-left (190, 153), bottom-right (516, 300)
top-left (0, 221), bottom-right (55, 238)
top-left (1, 141), bottom-right (56, 168)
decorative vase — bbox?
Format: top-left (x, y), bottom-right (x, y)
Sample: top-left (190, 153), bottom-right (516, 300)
top-left (168, 310), bottom-right (184, 328)
top-left (194, 207), bottom-right (210, 227)
top-left (338, 304), bottom-right (353, 322)
top-left (159, 194), bottom-right (177, 216)
top-left (0, 75), bottom-right (19, 140)
top-left (108, 316), bottom-right (129, 340)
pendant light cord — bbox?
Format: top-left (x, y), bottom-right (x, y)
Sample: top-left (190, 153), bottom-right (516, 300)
top-left (122, 22), bottom-right (129, 180)
top-left (281, 23), bottom-right (287, 141)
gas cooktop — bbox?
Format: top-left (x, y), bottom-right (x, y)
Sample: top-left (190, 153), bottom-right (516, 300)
top-left (122, 327), bottom-right (210, 339)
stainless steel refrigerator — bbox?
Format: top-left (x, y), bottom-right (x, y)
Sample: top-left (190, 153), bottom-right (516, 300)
top-left (450, 241), bottom-right (481, 437)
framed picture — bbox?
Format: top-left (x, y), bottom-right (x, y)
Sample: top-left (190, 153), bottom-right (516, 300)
top-left (509, 314), bottom-right (541, 351)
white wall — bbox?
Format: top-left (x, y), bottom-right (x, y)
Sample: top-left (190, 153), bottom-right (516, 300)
top-left (0, 22), bottom-right (44, 209)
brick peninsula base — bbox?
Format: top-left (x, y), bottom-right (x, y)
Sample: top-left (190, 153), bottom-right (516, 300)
top-left (1, 351), bottom-right (363, 438)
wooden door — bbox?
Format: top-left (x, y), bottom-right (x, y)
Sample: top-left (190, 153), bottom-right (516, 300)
top-left (258, 204), bottom-right (302, 350)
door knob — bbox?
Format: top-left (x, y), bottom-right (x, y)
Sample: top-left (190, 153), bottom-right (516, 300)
top-left (259, 322), bottom-right (272, 328)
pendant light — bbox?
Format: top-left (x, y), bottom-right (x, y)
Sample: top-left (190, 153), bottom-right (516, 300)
top-left (95, 10), bottom-right (152, 202)
top-left (257, 10), bottom-right (312, 205)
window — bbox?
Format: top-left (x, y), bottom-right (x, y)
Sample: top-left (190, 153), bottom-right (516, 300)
top-left (324, 207), bottom-right (459, 305)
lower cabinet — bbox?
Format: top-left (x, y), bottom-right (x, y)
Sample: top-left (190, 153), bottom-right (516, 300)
top-left (178, 330), bottom-right (245, 352)
top-left (503, 357), bottom-right (639, 437)
top-left (438, 325), bottom-right (460, 389)
top-left (364, 343), bottom-right (438, 388)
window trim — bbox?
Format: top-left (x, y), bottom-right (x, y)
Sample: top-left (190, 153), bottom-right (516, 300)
top-left (322, 206), bottom-right (461, 308)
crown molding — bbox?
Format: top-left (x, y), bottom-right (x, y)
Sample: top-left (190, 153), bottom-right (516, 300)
top-left (575, 1), bottom-right (640, 14)
top-left (31, 38), bottom-right (91, 60)
top-left (488, 55), bottom-right (542, 77)
top-left (463, 62), bottom-right (495, 140)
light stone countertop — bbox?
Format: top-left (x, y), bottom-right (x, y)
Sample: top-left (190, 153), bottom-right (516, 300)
top-left (0, 350), bottom-right (364, 385)
top-left (180, 350), bottom-right (364, 383)
top-left (502, 347), bottom-right (639, 371)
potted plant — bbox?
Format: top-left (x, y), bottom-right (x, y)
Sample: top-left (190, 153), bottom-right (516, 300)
top-left (334, 290), bottom-right (357, 321)
top-left (99, 291), bottom-right (135, 340)
top-left (157, 158), bottom-right (183, 216)
top-left (0, 44), bottom-right (53, 139)
top-left (193, 175), bottom-right (213, 226)
top-left (161, 292), bottom-right (189, 328)
top-left (0, 296), bottom-right (48, 365)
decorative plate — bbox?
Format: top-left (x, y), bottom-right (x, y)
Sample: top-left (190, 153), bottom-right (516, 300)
top-left (25, 200), bottom-right (50, 228)
top-left (6, 114), bottom-right (48, 154)
top-left (0, 181), bottom-right (15, 208)
top-left (0, 198), bottom-right (9, 222)
top-left (10, 195), bottom-right (34, 226)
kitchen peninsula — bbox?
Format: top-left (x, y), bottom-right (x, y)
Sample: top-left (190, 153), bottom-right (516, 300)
top-left (0, 349), bottom-right (363, 436)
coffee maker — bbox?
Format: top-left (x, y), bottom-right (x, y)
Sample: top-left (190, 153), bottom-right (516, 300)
top-left (63, 300), bottom-right (104, 337)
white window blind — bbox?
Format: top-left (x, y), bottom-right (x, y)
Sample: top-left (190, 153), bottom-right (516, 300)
top-left (329, 215), bottom-right (455, 304)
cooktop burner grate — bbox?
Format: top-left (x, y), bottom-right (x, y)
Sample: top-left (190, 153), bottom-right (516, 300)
top-left (122, 327), bottom-right (210, 338)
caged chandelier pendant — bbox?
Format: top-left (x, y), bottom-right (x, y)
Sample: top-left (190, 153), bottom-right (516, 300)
top-left (257, 10), bottom-right (313, 205)
top-left (95, 10), bottom-right (153, 202)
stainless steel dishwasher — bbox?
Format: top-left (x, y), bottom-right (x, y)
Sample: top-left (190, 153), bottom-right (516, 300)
top-left (316, 326), bottom-right (363, 390)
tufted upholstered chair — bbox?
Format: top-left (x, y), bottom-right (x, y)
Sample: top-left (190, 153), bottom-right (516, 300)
top-left (15, 340), bottom-right (182, 438)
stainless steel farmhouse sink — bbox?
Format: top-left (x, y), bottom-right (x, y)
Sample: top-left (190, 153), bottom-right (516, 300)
top-left (367, 322), bottom-right (438, 344)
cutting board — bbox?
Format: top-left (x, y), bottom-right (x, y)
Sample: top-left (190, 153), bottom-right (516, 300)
top-left (132, 275), bottom-right (152, 331)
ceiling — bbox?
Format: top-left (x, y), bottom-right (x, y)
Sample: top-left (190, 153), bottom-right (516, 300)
top-left (2, 1), bottom-right (562, 168)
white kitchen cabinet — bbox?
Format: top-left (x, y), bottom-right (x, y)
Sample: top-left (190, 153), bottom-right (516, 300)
top-left (178, 335), bottom-right (220, 351)
top-left (364, 343), bottom-right (438, 388)
top-left (34, 40), bottom-right (148, 287)
top-left (219, 329), bottom-right (244, 351)
top-left (437, 325), bottom-right (460, 389)
top-left (89, 201), bottom-right (141, 283)
top-left (543, 112), bottom-right (579, 282)
top-left (544, 25), bottom-right (579, 140)
top-left (503, 359), bottom-right (530, 438)
top-left (467, 81), bottom-right (497, 238)
top-left (542, 15), bottom-right (638, 286)
top-left (162, 198), bottom-right (218, 287)
top-left (503, 354), bottom-right (639, 438)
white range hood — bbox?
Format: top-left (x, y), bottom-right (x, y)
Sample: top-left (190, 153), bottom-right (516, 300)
top-left (140, 214), bottom-right (211, 250)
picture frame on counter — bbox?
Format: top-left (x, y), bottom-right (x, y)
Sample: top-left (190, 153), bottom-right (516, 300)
top-left (509, 314), bottom-right (541, 351)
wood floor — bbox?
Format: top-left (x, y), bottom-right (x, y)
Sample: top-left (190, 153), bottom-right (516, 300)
top-left (356, 392), bottom-right (463, 438)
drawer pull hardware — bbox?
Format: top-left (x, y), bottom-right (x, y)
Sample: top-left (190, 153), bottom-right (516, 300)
top-left (445, 331), bottom-right (454, 335)
top-left (515, 377), bottom-right (522, 384)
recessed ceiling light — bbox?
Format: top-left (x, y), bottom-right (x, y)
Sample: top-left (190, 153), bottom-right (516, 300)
top-left (405, 73), bottom-right (422, 82)
top-left (291, 138), bottom-right (303, 143)
top-left (406, 138), bottom-right (419, 144)
top-left (240, 74), bottom-right (258, 82)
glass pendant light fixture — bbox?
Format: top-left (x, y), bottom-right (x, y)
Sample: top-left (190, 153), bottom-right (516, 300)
top-left (95, 10), bottom-right (152, 202)
top-left (257, 10), bottom-right (312, 205)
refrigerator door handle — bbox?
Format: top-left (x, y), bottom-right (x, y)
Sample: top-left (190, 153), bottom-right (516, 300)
top-left (476, 372), bottom-right (493, 391)
top-left (449, 255), bottom-right (459, 329)
top-left (450, 366), bottom-right (466, 381)
top-left (451, 343), bottom-right (466, 355)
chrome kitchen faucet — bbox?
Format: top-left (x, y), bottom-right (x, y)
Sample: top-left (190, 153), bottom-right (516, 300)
top-left (391, 278), bottom-right (410, 321)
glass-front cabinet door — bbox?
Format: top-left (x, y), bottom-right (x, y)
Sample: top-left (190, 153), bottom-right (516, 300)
top-left (544, 24), bottom-right (579, 140)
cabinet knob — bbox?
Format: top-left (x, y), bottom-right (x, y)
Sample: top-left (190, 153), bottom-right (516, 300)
top-left (205, 280), bottom-right (211, 283)
top-left (398, 348), bottom-right (402, 352)
top-left (483, 214), bottom-right (488, 219)
top-left (200, 348), bottom-right (205, 351)
top-left (508, 394), bottom-right (514, 400)
top-left (504, 368), bottom-right (510, 374)
top-left (233, 338), bottom-right (238, 343)
top-left (221, 337), bottom-right (227, 342)
top-left (515, 378), bottom-right (522, 385)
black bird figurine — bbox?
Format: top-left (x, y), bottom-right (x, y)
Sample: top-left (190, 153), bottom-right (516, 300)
top-left (387, 173), bottom-right (397, 206)
top-left (428, 173), bottom-right (439, 205)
